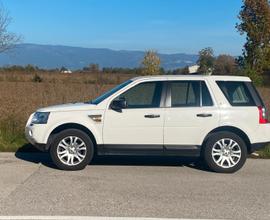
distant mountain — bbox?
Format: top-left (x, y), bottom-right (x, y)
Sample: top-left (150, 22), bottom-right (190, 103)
top-left (0, 43), bottom-right (198, 70)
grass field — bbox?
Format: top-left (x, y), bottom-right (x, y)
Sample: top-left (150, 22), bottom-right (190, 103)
top-left (0, 71), bottom-right (269, 157)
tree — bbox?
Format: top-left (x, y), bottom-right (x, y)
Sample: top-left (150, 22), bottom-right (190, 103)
top-left (89, 63), bottom-right (99, 73)
top-left (182, 66), bottom-right (190, 75)
top-left (236, 0), bottom-right (270, 78)
top-left (25, 64), bottom-right (36, 72)
top-left (171, 66), bottom-right (189, 75)
top-left (141, 50), bottom-right (161, 75)
top-left (197, 47), bottom-right (215, 75)
top-left (0, 6), bottom-right (20, 52)
top-left (213, 55), bottom-right (238, 75)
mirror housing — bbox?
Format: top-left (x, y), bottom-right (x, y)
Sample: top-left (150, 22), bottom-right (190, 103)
top-left (110, 98), bottom-right (127, 112)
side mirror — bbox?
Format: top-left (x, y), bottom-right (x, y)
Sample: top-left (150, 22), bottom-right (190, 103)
top-left (110, 98), bottom-right (127, 112)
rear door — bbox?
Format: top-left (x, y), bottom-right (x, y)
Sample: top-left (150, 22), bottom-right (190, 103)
top-left (163, 80), bottom-right (219, 153)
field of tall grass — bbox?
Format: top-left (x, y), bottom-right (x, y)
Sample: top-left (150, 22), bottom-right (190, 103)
top-left (0, 71), bottom-right (269, 157)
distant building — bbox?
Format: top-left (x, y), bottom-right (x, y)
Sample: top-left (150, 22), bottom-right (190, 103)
top-left (188, 64), bottom-right (200, 74)
top-left (60, 69), bottom-right (72, 74)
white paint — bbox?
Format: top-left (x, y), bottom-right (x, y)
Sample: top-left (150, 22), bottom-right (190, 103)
top-left (0, 216), bottom-right (226, 220)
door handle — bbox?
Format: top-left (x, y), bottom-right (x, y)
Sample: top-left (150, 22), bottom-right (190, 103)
top-left (196, 113), bottom-right (212, 117)
top-left (144, 114), bottom-right (160, 118)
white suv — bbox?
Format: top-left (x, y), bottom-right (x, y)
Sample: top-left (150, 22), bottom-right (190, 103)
top-left (25, 75), bottom-right (270, 173)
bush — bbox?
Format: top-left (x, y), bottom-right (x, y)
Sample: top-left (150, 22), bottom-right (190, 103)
top-left (241, 66), bottom-right (263, 86)
top-left (257, 145), bottom-right (270, 158)
top-left (0, 116), bottom-right (26, 152)
top-left (32, 73), bottom-right (43, 83)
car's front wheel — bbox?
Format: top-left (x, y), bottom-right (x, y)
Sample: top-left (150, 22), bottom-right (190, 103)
top-left (50, 129), bottom-right (94, 170)
top-left (203, 131), bottom-right (247, 173)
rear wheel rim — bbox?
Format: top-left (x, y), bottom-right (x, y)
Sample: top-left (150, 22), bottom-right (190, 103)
top-left (211, 138), bottom-right (241, 169)
top-left (57, 136), bottom-right (87, 166)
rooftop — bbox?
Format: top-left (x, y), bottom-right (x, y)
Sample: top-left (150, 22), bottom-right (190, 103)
top-left (131, 75), bottom-right (251, 82)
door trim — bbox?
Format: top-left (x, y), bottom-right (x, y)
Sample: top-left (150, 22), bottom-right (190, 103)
top-left (97, 144), bottom-right (201, 157)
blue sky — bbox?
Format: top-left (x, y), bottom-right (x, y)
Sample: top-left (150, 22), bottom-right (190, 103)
top-left (3, 0), bottom-right (244, 55)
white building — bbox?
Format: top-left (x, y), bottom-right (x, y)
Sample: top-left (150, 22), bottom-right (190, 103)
top-left (61, 69), bottom-right (72, 74)
top-left (188, 64), bottom-right (200, 74)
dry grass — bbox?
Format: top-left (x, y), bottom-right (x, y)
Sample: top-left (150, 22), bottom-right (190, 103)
top-left (0, 71), bottom-right (133, 123)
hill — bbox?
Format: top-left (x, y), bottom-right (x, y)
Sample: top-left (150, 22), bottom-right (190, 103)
top-left (0, 43), bottom-right (198, 70)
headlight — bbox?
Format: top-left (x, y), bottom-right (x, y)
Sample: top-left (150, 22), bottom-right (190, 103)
top-left (31, 112), bottom-right (50, 124)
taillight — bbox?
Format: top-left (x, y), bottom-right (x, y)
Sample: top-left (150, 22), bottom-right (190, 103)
top-left (258, 106), bottom-right (269, 124)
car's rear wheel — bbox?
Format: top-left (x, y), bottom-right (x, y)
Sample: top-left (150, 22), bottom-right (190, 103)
top-left (50, 129), bottom-right (94, 170)
top-left (203, 131), bottom-right (247, 173)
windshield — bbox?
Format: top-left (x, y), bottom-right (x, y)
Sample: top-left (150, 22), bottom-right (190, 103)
top-left (90, 80), bottom-right (132, 105)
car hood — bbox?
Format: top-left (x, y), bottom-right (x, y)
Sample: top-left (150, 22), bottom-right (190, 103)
top-left (37, 102), bottom-right (100, 112)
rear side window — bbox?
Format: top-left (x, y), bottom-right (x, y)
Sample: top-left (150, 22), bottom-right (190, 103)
top-left (216, 81), bottom-right (255, 106)
top-left (170, 81), bottom-right (213, 107)
top-left (171, 81), bottom-right (200, 107)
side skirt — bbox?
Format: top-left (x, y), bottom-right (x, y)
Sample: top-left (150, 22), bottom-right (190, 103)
top-left (97, 144), bottom-right (201, 157)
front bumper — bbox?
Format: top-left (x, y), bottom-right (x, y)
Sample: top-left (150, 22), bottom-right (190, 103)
top-left (25, 125), bottom-right (49, 152)
top-left (25, 125), bottom-right (36, 145)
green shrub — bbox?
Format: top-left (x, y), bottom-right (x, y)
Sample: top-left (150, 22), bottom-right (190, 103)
top-left (32, 73), bottom-right (43, 83)
top-left (241, 65), bottom-right (263, 86)
top-left (257, 145), bottom-right (270, 158)
top-left (0, 117), bottom-right (27, 152)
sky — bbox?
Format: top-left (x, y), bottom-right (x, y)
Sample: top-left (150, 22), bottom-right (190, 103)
top-left (3, 0), bottom-right (245, 55)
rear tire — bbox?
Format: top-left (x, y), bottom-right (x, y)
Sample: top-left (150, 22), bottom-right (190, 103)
top-left (203, 131), bottom-right (247, 173)
top-left (50, 129), bottom-right (94, 170)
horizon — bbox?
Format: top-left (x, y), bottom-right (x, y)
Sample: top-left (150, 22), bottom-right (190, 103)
top-left (18, 42), bottom-right (200, 55)
top-left (3, 0), bottom-right (244, 56)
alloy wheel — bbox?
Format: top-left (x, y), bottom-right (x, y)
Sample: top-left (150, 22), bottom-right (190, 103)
top-left (56, 136), bottom-right (87, 166)
top-left (211, 138), bottom-right (241, 169)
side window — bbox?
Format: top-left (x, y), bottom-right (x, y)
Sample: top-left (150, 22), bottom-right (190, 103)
top-left (201, 81), bottom-right (213, 106)
top-left (216, 81), bottom-right (255, 106)
top-left (170, 81), bottom-right (200, 107)
top-left (117, 81), bottom-right (163, 108)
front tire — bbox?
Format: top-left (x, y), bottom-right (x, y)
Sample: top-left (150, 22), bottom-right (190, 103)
top-left (50, 129), bottom-right (94, 170)
top-left (203, 131), bottom-right (247, 173)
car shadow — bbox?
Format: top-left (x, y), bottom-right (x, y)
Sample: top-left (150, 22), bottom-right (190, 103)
top-left (15, 144), bottom-right (209, 172)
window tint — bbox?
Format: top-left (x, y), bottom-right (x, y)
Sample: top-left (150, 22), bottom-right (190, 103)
top-left (171, 81), bottom-right (200, 107)
top-left (216, 81), bottom-right (255, 106)
top-left (117, 81), bottom-right (163, 108)
top-left (201, 81), bottom-right (213, 106)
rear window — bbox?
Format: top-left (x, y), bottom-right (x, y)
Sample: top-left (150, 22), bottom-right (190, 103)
top-left (216, 81), bottom-right (255, 106)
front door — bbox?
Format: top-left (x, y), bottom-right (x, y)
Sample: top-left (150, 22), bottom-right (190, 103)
top-left (102, 81), bottom-right (165, 154)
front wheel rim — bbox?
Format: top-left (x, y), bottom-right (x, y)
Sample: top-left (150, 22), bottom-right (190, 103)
top-left (211, 138), bottom-right (241, 169)
top-left (57, 136), bottom-right (87, 166)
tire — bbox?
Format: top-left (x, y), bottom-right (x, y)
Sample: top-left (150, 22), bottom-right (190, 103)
top-left (50, 129), bottom-right (94, 170)
top-left (203, 131), bottom-right (247, 173)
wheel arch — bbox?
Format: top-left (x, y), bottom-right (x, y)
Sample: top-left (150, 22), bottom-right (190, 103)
top-left (202, 126), bottom-right (251, 153)
top-left (46, 123), bottom-right (97, 151)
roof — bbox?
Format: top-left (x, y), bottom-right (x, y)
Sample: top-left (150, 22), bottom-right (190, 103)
top-left (131, 75), bottom-right (251, 82)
